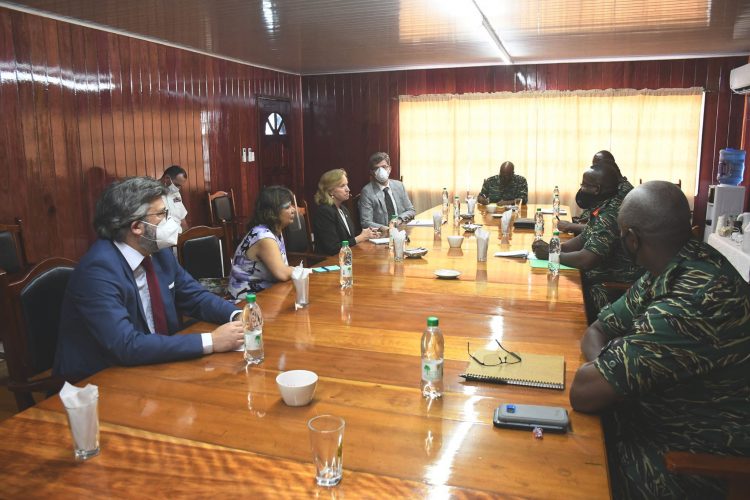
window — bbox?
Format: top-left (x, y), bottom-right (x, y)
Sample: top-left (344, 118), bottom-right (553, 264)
top-left (399, 89), bottom-right (703, 213)
top-left (265, 112), bottom-right (287, 136)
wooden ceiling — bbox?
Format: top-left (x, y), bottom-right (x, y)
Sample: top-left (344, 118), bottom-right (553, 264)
top-left (3, 0), bottom-right (750, 75)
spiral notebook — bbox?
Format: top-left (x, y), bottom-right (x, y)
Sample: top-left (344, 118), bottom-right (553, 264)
top-left (460, 351), bottom-right (565, 390)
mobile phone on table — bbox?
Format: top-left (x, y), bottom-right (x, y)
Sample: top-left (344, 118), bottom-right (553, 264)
top-left (493, 403), bottom-right (569, 433)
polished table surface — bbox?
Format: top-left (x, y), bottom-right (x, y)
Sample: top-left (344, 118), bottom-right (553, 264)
top-left (0, 204), bottom-right (609, 498)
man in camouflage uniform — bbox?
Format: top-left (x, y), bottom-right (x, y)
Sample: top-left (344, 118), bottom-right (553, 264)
top-left (533, 163), bottom-right (642, 321)
top-left (477, 161), bottom-right (528, 205)
top-left (559, 150), bottom-right (634, 236)
top-left (570, 181), bottom-right (750, 499)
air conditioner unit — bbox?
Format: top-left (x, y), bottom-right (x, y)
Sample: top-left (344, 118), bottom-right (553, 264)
top-left (730, 63), bottom-right (750, 94)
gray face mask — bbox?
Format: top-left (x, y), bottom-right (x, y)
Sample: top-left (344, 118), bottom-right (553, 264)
top-left (374, 167), bottom-right (389, 184)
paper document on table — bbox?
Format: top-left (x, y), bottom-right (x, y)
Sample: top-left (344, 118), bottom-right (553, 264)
top-left (406, 219), bottom-right (434, 227)
top-left (369, 238), bottom-right (390, 245)
top-left (495, 250), bottom-right (529, 258)
top-left (541, 208), bottom-right (568, 215)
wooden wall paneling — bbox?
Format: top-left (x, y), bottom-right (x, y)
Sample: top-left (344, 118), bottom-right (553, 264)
top-left (389, 72), bottom-right (403, 185)
top-left (84, 28), bottom-right (105, 177)
top-left (165, 45), bottom-right (179, 169)
top-left (53, 20), bottom-right (83, 258)
top-left (27, 14), bottom-right (57, 260)
top-left (156, 44), bottom-right (171, 171)
top-left (174, 51), bottom-right (187, 173)
top-left (186, 52), bottom-right (204, 224)
top-left (566, 63), bottom-right (587, 91)
top-left (136, 39), bottom-right (154, 177)
top-left (0, 10), bottom-right (24, 225)
top-left (119, 35), bottom-right (136, 178)
top-left (693, 61), bottom-right (722, 227)
top-left (126, 38), bottom-right (145, 177)
top-left (68, 24), bottom-right (94, 253)
top-left (107, 33), bottom-right (127, 178)
top-left (657, 60), bottom-right (672, 89)
top-left (97, 31), bottom-right (117, 180)
top-left (1, 7), bottom-right (304, 261)
top-left (621, 61), bottom-right (635, 88)
top-left (600, 62), bottom-right (618, 89)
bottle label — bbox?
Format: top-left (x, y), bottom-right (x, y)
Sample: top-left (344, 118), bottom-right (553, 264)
top-left (421, 359), bottom-right (443, 382)
top-left (341, 265), bottom-right (352, 278)
top-left (245, 330), bottom-right (262, 350)
top-left (549, 253), bottom-right (560, 264)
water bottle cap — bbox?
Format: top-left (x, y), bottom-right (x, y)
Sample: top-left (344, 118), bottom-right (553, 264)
top-left (426, 316), bottom-right (439, 326)
top-left (536, 208), bottom-right (542, 211)
top-left (553, 230), bottom-right (560, 235)
top-left (245, 294), bottom-right (257, 303)
top-left (341, 240), bottom-right (349, 247)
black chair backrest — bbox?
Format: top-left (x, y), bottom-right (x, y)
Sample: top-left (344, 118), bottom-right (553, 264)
top-left (213, 196), bottom-right (234, 222)
top-left (183, 235), bottom-right (224, 279)
top-left (347, 194), bottom-right (362, 234)
top-left (20, 265), bottom-right (74, 374)
top-left (0, 230), bottom-right (22, 273)
top-left (284, 211), bottom-right (311, 253)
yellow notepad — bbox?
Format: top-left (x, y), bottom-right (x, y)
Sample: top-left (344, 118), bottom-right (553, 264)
top-left (460, 350), bottom-right (565, 390)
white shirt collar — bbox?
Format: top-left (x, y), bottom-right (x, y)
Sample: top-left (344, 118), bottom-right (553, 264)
top-left (377, 180), bottom-right (391, 191)
top-left (114, 240), bottom-right (146, 271)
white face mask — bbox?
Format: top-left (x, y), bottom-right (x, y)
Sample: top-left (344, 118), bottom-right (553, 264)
top-left (141, 217), bottom-right (181, 250)
top-left (374, 167), bottom-right (389, 184)
top-left (166, 183), bottom-right (180, 195)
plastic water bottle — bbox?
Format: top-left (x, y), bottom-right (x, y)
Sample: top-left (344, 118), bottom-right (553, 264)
top-left (717, 148), bottom-right (746, 185)
top-left (441, 187), bottom-right (450, 220)
top-left (339, 240), bottom-right (353, 289)
top-left (534, 208), bottom-right (544, 241)
top-left (549, 230), bottom-right (561, 277)
top-left (242, 294), bottom-right (264, 364)
top-left (552, 186), bottom-right (561, 217)
top-left (388, 215), bottom-right (398, 250)
top-left (453, 196), bottom-right (461, 225)
top-left (421, 316), bottom-right (444, 399)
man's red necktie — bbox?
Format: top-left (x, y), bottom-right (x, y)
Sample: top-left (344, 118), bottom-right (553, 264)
top-left (142, 256), bottom-right (168, 335)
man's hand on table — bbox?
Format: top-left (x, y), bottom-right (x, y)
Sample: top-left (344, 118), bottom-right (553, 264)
top-left (211, 321), bottom-right (244, 352)
top-left (532, 239), bottom-right (550, 260)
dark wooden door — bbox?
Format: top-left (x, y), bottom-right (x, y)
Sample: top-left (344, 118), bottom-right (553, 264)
top-left (257, 97), bottom-right (294, 190)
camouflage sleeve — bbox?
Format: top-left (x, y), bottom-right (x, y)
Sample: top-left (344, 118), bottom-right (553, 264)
top-left (596, 283), bottom-right (638, 339)
top-left (518, 177), bottom-right (528, 203)
top-left (594, 299), bottom-right (726, 397)
top-left (582, 207), bottom-right (619, 257)
top-left (480, 178), bottom-right (490, 198)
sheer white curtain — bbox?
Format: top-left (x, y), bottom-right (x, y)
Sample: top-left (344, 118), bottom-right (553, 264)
top-left (399, 88), bottom-right (704, 214)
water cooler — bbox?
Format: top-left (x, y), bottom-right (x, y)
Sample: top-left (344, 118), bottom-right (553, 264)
top-left (704, 184), bottom-right (746, 242)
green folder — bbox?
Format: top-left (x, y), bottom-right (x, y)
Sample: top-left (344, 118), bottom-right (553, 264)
top-left (528, 259), bottom-right (576, 271)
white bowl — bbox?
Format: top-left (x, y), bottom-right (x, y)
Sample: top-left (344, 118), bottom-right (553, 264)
top-left (276, 370), bottom-right (318, 407)
top-left (447, 235), bottom-right (464, 248)
top-left (485, 204), bottom-right (497, 214)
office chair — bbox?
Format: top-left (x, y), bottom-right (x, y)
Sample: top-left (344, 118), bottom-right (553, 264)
top-left (283, 199), bottom-right (325, 267)
top-left (177, 225), bottom-right (230, 279)
top-left (665, 451), bottom-right (750, 500)
top-left (345, 194), bottom-right (362, 235)
top-left (0, 218), bottom-right (29, 275)
top-left (208, 189), bottom-right (245, 246)
top-left (0, 257), bottom-right (75, 411)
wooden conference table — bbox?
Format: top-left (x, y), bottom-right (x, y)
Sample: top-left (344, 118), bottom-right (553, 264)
top-left (0, 204), bottom-right (609, 498)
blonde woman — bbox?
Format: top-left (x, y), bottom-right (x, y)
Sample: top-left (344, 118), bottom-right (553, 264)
top-left (313, 169), bottom-right (379, 255)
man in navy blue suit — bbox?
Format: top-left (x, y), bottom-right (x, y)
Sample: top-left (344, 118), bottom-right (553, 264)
top-left (53, 177), bottom-right (244, 381)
